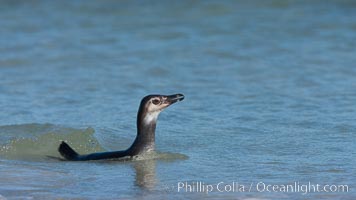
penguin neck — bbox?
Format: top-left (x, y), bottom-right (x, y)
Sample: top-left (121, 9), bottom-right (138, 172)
top-left (129, 109), bottom-right (160, 155)
top-left (138, 117), bottom-right (156, 146)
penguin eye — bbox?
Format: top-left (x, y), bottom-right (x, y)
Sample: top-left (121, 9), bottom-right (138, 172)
top-left (152, 99), bottom-right (160, 105)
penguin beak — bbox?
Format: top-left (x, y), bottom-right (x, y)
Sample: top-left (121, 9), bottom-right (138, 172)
top-left (165, 94), bottom-right (184, 105)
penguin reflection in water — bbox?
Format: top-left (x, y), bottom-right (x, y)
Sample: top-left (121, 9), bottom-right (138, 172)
top-left (58, 94), bottom-right (184, 161)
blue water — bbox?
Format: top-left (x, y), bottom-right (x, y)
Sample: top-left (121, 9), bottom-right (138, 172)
top-left (0, 1), bottom-right (355, 199)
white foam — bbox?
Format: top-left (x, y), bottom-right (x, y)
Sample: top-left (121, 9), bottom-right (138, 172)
top-left (0, 194), bottom-right (7, 200)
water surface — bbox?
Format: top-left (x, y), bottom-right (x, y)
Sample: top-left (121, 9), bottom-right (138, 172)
top-left (0, 1), bottom-right (355, 199)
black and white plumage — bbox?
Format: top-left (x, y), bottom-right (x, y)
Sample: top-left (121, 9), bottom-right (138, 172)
top-left (58, 94), bottom-right (184, 161)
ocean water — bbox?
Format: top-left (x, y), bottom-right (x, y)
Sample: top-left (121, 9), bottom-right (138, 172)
top-left (0, 0), bottom-right (355, 199)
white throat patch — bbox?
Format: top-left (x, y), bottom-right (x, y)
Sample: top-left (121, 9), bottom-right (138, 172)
top-left (144, 111), bottom-right (161, 125)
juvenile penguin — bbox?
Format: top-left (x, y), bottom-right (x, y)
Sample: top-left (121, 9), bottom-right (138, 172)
top-left (58, 94), bottom-right (184, 161)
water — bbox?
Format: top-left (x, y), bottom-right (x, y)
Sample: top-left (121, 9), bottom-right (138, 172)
top-left (0, 0), bottom-right (355, 199)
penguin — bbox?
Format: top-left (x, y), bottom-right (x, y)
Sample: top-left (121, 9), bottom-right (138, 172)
top-left (58, 94), bottom-right (184, 161)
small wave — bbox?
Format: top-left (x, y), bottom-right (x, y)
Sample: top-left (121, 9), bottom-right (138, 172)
top-left (0, 194), bottom-right (7, 200)
top-left (131, 151), bottom-right (188, 161)
top-left (76, 150), bottom-right (189, 162)
top-left (0, 123), bottom-right (104, 161)
top-left (0, 123), bottom-right (188, 162)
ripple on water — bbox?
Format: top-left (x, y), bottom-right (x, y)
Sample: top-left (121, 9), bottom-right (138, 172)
top-left (0, 123), bottom-right (104, 161)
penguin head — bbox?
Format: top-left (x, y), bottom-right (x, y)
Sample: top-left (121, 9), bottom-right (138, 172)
top-left (138, 94), bottom-right (184, 125)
